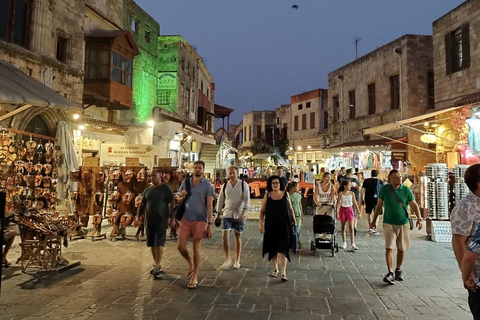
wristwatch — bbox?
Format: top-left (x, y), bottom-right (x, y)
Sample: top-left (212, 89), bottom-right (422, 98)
top-left (207, 221), bottom-right (212, 225)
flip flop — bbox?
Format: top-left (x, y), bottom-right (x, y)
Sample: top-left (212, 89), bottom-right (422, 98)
top-left (281, 275), bottom-right (288, 282)
top-left (269, 270), bottom-right (278, 278)
top-left (186, 269), bottom-right (194, 279)
top-left (187, 282), bottom-right (198, 289)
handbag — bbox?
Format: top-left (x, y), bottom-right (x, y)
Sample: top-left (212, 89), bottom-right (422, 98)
top-left (173, 178), bottom-right (191, 221)
top-left (386, 185), bottom-right (414, 230)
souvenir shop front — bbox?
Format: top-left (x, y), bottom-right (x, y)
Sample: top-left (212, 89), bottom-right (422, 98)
top-left (0, 60), bottom-right (84, 273)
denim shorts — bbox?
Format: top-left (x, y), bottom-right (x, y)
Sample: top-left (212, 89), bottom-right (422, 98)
top-left (223, 218), bottom-right (245, 233)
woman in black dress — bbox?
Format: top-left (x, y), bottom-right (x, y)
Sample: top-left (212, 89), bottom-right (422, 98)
top-left (259, 176), bottom-right (297, 282)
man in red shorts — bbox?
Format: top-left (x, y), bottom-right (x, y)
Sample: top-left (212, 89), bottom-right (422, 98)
top-left (177, 160), bottom-right (215, 289)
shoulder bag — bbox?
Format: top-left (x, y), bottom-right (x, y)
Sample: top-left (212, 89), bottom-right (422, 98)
top-left (386, 185), bottom-right (414, 230)
top-left (173, 178), bottom-right (191, 221)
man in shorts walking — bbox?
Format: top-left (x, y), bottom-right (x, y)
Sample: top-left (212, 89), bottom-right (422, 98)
top-left (371, 169), bottom-right (423, 285)
top-left (215, 166), bottom-right (250, 270)
top-left (137, 170), bottom-right (175, 278)
top-left (361, 169), bottom-right (383, 235)
top-left (177, 160), bottom-right (215, 289)
top-left (451, 164), bottom-right (480, 319)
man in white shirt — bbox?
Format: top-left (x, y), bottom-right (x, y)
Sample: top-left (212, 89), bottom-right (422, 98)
top-left (306, 169), bottom-right (316, 184)
top-left (215, 166), bottom-right (250, 270)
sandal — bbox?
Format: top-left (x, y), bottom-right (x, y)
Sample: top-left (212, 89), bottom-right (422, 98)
top-left (187, 282), bottom-right (198, 289)
top-left (281, 275), bottom-right (288, 282)
top-left (269, 270), bottom-right (278, 278)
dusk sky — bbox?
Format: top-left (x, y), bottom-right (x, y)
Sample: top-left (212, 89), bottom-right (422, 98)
top-left (136, 0), bottom-right (465, 126)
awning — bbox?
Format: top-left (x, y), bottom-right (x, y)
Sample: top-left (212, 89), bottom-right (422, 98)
top-left (455, 91), bottom-right (480, 107)
top-left (363, 106), bottom-right (463, 135)
top-left (328, 138), bottom-right (393, 150)
top-left (252, 153), bottom-right (274, 160)
top-left (0, 60), bottom-right (80, 110)
top-left (183, 128), bottom-right (216, 145)
top-left (81, 130), bottom-right (126, 144)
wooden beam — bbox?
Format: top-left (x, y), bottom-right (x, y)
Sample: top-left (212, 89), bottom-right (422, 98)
top-left (7, 128), bottom-right (57, 142)
top-left (0, 104), bottom-right (33, 122)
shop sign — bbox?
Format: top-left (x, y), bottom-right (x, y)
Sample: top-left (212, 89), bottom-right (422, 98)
top-left (157, 72), bottom-right (177, 90)
top-left (391, 152), bottom-right (406, 162)
top-left (100, 144), bottom-right (159, 167)
top-left (157, 158), bottom-right (172, 167)
top-left (81, 138), bottom-right (101, 150)
top-left (84, 157), bottom-right (98, 167)
top-left (126, 157), bottom-right (140, 166)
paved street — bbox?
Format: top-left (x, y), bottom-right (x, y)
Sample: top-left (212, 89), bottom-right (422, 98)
top-left (0, 217), bottom-right (472, 320)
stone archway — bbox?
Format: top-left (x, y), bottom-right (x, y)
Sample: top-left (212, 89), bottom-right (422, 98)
top-left (9, 107), bottom-right (68, 137)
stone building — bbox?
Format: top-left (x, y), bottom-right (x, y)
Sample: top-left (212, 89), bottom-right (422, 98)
top-left (429, 0), bottom-right (480, 165)
top-left (0, 0), bottom-right (85, 134)
top-left (239, 111), bottom-right (277, 150)
top-left (433, 0), bottom-right (480, 110)
top-left (328, 34), bottom-right (436, 169)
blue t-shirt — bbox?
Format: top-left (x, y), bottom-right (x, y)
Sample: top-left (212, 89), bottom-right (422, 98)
top-left (179, 177), bottom-right (215, 221)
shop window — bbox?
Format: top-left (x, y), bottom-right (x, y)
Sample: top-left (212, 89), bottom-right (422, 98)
top-left (390, 75), bottom-right (400, 110)
top-left (348, 90), bottom-right (356, 119)
top-left (111, 51), bottom-right (133, 87)
top-left (23, 115), bottom-right (52, 145)
top-left (332, 95), bottom-right (339, 122)
top-left (0, 0), bottom-right (33, 48)
top-left (446, 24), bottom-right (470, 74)
top-left (85, 48), bottom-right (109, 80)
top-left (294, 115), bottom-right (299, 131)
top-left (56, 33), bottom-right (68, 63)
top-left (131, 20), bottom-right (139, 33)
top-left (427, 71), bottom-right (435, 109)
top-left (302, 114), bottom-right (307, 130)
top-left (310, 112), bottom-right (315, 129)
top-left (158, 89), bottom-right (170, 105)
top-left (368, 83), bottom-right (376, 115)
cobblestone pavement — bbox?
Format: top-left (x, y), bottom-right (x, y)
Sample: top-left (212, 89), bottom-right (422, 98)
top-left (0, 216), bottom-right (472, 320)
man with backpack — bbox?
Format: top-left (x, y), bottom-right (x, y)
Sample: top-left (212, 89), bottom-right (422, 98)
top-left (215, 166), bottom-right (250, 270)
top-left (361, 169), bottom-right (384, 235)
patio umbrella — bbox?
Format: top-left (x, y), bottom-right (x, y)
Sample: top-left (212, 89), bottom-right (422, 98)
top-left (55, 120), bottom-right (79, 201)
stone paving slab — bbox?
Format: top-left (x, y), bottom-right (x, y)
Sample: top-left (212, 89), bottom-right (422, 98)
top-left (0, 217), bottom-right (473, 319)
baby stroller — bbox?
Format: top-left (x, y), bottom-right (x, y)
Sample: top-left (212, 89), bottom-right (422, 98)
top-left (310, 212), bottom-right (339, 257)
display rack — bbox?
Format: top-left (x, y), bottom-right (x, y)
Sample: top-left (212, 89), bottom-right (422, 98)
top-left (426, 163), bottom-right (451, 243)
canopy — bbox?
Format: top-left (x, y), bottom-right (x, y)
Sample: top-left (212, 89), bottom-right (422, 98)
top-left (252, 153), bottom-right (274, 160)
top-left (0, 60), bottom-right (80, 109)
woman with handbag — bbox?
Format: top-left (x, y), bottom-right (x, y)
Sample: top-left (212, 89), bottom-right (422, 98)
top-left (259, 176), bottom-right (297, 282)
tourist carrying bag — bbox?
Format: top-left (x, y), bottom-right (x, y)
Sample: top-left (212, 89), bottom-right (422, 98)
top-left (386, 185), bottom-right (414, 230)
top-left (173, 178), bottom-right (191, 221)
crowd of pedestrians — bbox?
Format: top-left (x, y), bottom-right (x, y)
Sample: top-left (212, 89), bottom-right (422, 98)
top-left (134, 161), bottom-right (480, 319)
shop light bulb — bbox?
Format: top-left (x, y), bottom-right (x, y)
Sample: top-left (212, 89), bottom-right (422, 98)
top-left (147, 120), bottom-right (155, 127)
top-left (307, 146), bottom-right (312, 149)
top-left (78, 125), bottom-right (85, 130)
top-left (297, 146), bottom-right (302, 151)
top-left (289, 147), bottom-right (293, 151)
top-left (72, 113), bottom-right (80, 120)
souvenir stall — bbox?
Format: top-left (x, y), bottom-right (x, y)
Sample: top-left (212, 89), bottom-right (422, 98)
top-left (105, 165), bottom-right (150, 241)
top-left (69, 165), bottom-right (106, 241)
top-left (0, 129), bottom-right (81, 273)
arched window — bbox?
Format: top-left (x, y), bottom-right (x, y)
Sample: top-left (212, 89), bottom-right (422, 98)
top-left (22, 115), bottom-right (53, 145)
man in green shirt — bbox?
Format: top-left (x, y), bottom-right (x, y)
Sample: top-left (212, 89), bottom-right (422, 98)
top-left (371, 170), bottom-right (423, 285)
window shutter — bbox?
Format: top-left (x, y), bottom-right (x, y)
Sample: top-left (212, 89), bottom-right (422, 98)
top-left (462, 23), bottom-right (470, 69)
top-left (445, 33), bottom-right (453, 75)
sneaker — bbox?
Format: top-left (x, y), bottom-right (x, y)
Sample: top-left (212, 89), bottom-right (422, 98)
top-left (395, 269), bottom-right (404, 281)
top-left (350, 244), bottom-right (359, 251)
top-left (383, 272), bottom-right (395, 285)
top-left (372, 230), bottom-right (380, 236)
top-left (152, 268), bottom-right (162, 278)
top-left (233, 262), bottom-right (241, 269)
top-left (341, 242), bottom-right (347, 249)
top-left (368, 228), bottom-right (375, 234)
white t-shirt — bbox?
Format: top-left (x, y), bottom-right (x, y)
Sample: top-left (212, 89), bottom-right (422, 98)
top-left (306, 172), bottom-right (315, 184)
top-left (216, 180), bottom-right (250, 219)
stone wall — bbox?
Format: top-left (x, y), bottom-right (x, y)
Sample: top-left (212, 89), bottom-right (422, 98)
top-left (86, 0), bottom-right (124, 28)
top-left (327, 34), bottom-right (433, 146)
top-left (433, 0), bottom-right (480, 109)
top-left (290, 89), bottom-right (328, 143)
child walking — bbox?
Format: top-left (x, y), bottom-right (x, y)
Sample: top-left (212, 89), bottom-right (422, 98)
top-left (336, 180), bottom-right (362, 251)
top-left (287, 181), bottom-right (303, 249)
